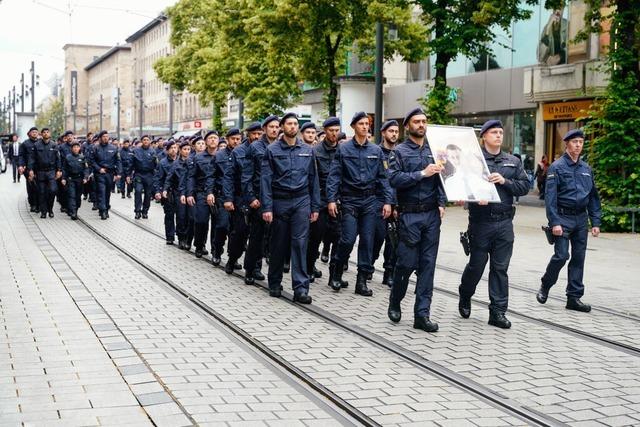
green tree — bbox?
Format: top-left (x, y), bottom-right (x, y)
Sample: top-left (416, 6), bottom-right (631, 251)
top-left (411, 0), bottom-right (537, 124)
top-left (155, 0), bottom-right (301, 121)
top-left (558, 0), bottom-right (640, 231)
top-left (35, 96), bottom-right (64, 137)
top-left (257, 0), bottom-right (429, 116)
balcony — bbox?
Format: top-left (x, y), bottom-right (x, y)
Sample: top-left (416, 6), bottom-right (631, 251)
top-left (523, 60), bottom-right (608, 102)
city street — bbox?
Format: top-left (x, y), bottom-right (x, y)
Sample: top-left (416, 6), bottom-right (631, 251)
top-left (2, 172), bottom-right (639, 427)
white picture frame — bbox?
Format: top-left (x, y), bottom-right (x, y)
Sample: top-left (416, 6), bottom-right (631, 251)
top-left (426, 124), bottom-right (501, 203)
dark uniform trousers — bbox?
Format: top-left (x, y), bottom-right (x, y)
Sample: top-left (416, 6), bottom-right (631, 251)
top-left (269, 195), bottom-right (311, 294)
top-left (228, 208), bottom-right (249, 265)
top-left (174, 191), bottom-right (193, 244)
top-left (193, 192), bottom-right (214, 250)
top-left (372, 200), bottom-right (397, 270)
top-left (212, 202), bottom-right (230, 257)
top-left (66, 177), bottom-right (84, 215)
top-left (307, 208), bottom-right (339, 275)
top-left (96, 173), bottom-right (114, 212)
top-left (391, 209), bottom-right (441, 318)
top-left (244, 208), bottom-right (266, 275)
top-left (332, 196), bottom-right (377, 274)
top-left (460, 218), bottom-right (514, 313)
top-left (134, 173), bottom-right (154, 214)
top-left (541, 211), bottom-right (588, 298)
top-left (161, 194), bottom-right (177, 241)
top-left (37, 171), bottom-right (58, 213)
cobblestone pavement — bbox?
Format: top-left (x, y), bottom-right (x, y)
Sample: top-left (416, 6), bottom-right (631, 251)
top-left (104, 192), bottom-right (640, 427)
top-left (3, 171), bottom-right (640, 427)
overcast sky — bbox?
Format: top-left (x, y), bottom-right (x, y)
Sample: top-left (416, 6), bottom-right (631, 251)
top-left (0, 0), bottom-right (176, 109)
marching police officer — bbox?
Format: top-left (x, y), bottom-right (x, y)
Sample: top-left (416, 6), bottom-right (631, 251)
top-left (300, 122), bottom-right (316, 146)
top-left (127, 135), bottom-right (158, 219)
top-left (372, 120), bottom-right (399, 286)
top-left (217, 128), bottom-right (243, 271)
top-left (187, 132), bottom-right (218, 258)
top-left (261, 112), bottom-right (320, 303)
top-left (118, 139), bottom-right (134, 199)
top-left (167, 140), bottom-right (193, 250)
top-left (387, 107), bottom-right (445, 333)
top-left (89, 131), bottom-right (122, 220)
top-left (28, 128), bottom-right (62, 218)
top-left (326, 112), bottom-right (393, 296)
top-left (458, 120), bottom-right (530, 328)
top-left (242, 116), bottom-right (280, 285)
top-left (61, 140), bottom-right (90, 220)
top-left (154, 141), bottom-right (179, 244)
top-left (57, 130), bottom-right (75, 213)
top-left (307, 117), bottom-right (342, 284)
top-left (537, 128), bottom-right (601, 312)
top-left (19, 127), bottom-right (40, 212)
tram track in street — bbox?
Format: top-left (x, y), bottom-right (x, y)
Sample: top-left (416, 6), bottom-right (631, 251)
top-left (98, 206), bottom-right (566, 427)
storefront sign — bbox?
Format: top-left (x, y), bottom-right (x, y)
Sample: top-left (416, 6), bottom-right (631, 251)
top-left (543, 100), bottom-right (592, 121)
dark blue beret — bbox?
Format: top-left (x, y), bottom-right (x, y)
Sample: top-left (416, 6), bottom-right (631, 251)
top-left (28, 126), bottom-right (38, 133)
top-left (41, 127), bottom-right (50, 132)
top-left (323, 116), bottom-right (341, 128)
top-left (563, 128), bottom-right (585, 141)
top-left (380, 120), bottom-right (399, 132)
top-left (141, 134), bottom-right (151, 140)
top-left (403, 107), bottom-right (427, 125)
top-left (245, 122), bottom-right (262, 132)
top-left (179, 140), bottom-right (190, 148)
top-left (97, 130), bottom-right (108, 138)
top-left (261, 115), bottom-right (279, 127)
top-left (70, 140), bottom-right (81, 147)
top-left (62, 130), bottom-right (74, 137)
top-left (164, 140), bottom-right (177, 149)
top-left (350, 111), bottom-right (368, 126)
top-left (192, 136), bottom-right (203, 144)
top-left (300, 122), bottom-right (316, 132)
top-left (280, 112), bottom-right (298, 125)
top-left (204, 130), bottom-right (218, 140)
top-left (225, 128), bottom-right (240, 137)
top-left (479, 120), bottom-right (503, 137)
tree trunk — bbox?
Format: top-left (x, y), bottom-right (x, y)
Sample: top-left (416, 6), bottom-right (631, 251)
top-left (325, 35), bottom-right (339, 117)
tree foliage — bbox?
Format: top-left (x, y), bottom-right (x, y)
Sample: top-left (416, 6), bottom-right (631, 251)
top-left (571, 0), bottom-right (639, 231)
top-left (35, 96), bottom-right (64, 137)
top-left (411, 0), bottom-right (537, 124)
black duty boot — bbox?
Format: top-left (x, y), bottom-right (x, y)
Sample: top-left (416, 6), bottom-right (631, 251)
top-left (269, 287), bottom-right (282, 297)
top-left (121, 194), bottom-right (125, 199)
top-left (40, 212), bottom-right (47, 219)
top-left (195, 248), bottom-right (204, 258)
top-left (328, 263), bottom-right (343, 291)
top-left (566, 298), bottom-right (591, 313)
top-left (142, 213), bottom-right (148, 219)
top-left (313, 266), bottom-right (322, 279)
top-left (382, 268), bottom-right (392, 286)
top-left (253, 270), bottom-right (265, 281)
top-left (233, 262), bottom-right (242, 270)
top-left (536, 283), bottom-right (550, 304)
top-left (178, 240), bottom-right (185, 250)
top-left (355, 272), bottom-right (373, 297)
top-left (48, 211), bottom-right (54, 218)
top-left (211, 252), bottom-right (221, 266)
top-left (388, 295), bottom-right (401, 323)
top-left (100, 211), bottom-right (107, 220)
top-left (413, 317), bottom-right (439, 332)
top-left (488, 311), bottom-right (512, 329)
top-left (135, 212), bottom-right (141, 219)
top-left (458, 287), bottom-right (471, 319)
top-left (244, 272), bottom-right (254, 285)
top-left (166, 240), bottom-right (174, 245)
top-left (366, 272), bottom-right (373, 281)
top-left (224, 260), bottom-right (235, 275)
top-left (70, 214), bottom-right (78, 221)
top-left (283, 262), bottom-right (290, 273)
top-left (293, 292), bottom-right (312, 304)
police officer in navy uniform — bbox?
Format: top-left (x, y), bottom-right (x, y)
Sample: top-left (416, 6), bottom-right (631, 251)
top-left (19, 127), bottom-right (40, 212)
top-left (387, 108), bottom-right (445, 332)
top-left (372, 120), bottom-right (399, 287)
top-left (187, 132), bottom-right (218, 258)
top-left (458, 120), bottom-right (530, 329)
top-left (216, 128), bottom-right (242, 271)
top-left (28, 128), bottom-right (62, 218)
top-left (154, 140), bottom-right (179, 244)
top-left (61, 140), bottom-right (90, 220)
top-left (57, 130), bottom-right (75, 213)
top-left (167, 140), bottom-right (193, 250)
top-left (89, 131), bottom-right (122, 220)
top-left (118, 139), bottom-right (134, 199)
top-left (243, 116), bottom-right (280, 285)
top-left (326, 112), bottom-right (393, 296)
top-left (261, 112), bottom-right (320, 303)
top-left (537, 129), bottom-right (601, 312)
top-left (127, 135), bottom-right (158, 219)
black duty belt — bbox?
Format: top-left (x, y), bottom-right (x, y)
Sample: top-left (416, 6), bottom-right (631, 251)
top-left (341, 188), bottom-right (376, 198)
top-left (558, 206), bottom-right (586, 215)
top-left (68, 174), bottom-right (83, 179)
top-left (273, 189), bottom-right (308, 200)
top-left (470, 209), bottom-right (514, 223)
top-left (397, 202), bottom-right (438, 213)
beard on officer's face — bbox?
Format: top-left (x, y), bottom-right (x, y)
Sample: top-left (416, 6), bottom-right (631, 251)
top-left (407, 126), bottom-right (425, 138)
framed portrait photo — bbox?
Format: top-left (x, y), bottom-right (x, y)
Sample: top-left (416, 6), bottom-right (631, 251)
top-left (426, 125), bottom-right (501, 203)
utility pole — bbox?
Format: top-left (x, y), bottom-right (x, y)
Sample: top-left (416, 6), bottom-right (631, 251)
top-left (85, 101), bottom-right (89, 134)
top-left (98, 94), bottom-right (103, 131)
top-left (168, 85), bottom-right (174, 136)
top-left (12, 86), bottom-right (16, 133)
top-left (374, 22), bottom-right (383, 145)
top-left (116, 87), bottom-right (121, 141)
top-left (30, 61), bottom-right (36, 113)
top-left (20, 73), bottom-right (25, 112)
